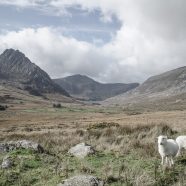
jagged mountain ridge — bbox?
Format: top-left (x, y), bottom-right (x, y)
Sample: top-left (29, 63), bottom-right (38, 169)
top-left (54, 74), bottom-right (139, 101)
top-left (0, 49), bottom-right (69, 96)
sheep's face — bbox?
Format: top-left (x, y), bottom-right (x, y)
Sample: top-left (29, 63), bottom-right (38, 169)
top-left (158, 135), bottom-right (167, 145)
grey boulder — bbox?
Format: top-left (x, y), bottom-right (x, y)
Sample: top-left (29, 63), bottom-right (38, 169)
top-left (58, 175), bottom-right (104, 186)
top-left (0, 143), bottom-right (8, 153)
top-left (68, 143), bottom-right (95, 158)
top-left (0, 140), bottom-right (44, 153)
top-left (1, 156), bottom-right (12, 169)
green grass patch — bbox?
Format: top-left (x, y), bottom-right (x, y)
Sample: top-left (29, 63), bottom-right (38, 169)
top-left (1, 149), bottom-right (186, 186)
top-left (9, 149), bottom-right (34, 156)
top-left (0, 149), bottom-right (62, 186)
top-left (22, 106), bottom-right (123, 114)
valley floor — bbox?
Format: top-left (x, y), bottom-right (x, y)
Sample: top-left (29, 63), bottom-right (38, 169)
top-left (0, 102), bottom-right (186, 185)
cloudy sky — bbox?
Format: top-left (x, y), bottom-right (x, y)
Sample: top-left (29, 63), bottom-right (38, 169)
top-left (0, 0), bottom-right (186, 83)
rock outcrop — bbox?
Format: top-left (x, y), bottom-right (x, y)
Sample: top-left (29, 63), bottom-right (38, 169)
top-left (68, 143), bottom-right (95, 158)
top-left (58, 175), bottom-right (104, 186)
top-left (1, 156), bottom-right (12, 169)
top-left (0, 140), bottom-right (44, 153)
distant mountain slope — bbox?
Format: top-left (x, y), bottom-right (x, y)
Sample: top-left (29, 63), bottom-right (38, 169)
top-left (137, 66), bottom-right (186, 94)
top-left (104, 66), bottom-right (186, 109)
top-left (53, 74), bottom-right (139, 101)
top-left (0, 49), bottom-right (69, 97)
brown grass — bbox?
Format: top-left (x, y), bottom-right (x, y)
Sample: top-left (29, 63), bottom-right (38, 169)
top-left (0, 102), bottom-right (186, 185)
top-left (0, 103), bottom-right (185, 155)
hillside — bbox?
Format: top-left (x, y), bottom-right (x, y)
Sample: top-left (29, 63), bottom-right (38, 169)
top-left (0, 49), bottom-right (69, 97)
top-left (137, 66), bottom-right (186, 94)
top-left (53, 74), bottom-right (139, 101)
top-left (104, 66), bottom-right (186, 110)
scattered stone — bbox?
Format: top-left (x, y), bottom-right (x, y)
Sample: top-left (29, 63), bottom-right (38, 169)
top-left (57, 175), bottom-right (104, 186)
top-left (0, 143), bottom-right (8, 153)
top-left (1, 156), bottom-right (12, 169)
top-left (18, 140), bottom-right (44, 152)
top-left (68, 143), bottom-right (95, 158)
top-left (0, 140), bottom-right (44, 153)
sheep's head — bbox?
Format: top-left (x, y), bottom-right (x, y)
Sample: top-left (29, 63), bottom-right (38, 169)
top-left (158, 135), bottom-right (167, 145)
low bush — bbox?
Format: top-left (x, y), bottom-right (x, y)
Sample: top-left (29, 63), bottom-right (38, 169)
top-left (0, 104), bottom-right (8, 111)
top-left (53, 103), bottom-right (62, 108)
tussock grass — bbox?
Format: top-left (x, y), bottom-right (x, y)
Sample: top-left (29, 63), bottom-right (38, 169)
top-left (1, 106), bottom-right (186, 186)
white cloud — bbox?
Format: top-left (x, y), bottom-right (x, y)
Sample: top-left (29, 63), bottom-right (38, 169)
top-left (0, 27), bottom-right (110, 80)
top-left (0, 0), bottom-right (38, 7)
top-left (0, 1), bottom-right (186, 83)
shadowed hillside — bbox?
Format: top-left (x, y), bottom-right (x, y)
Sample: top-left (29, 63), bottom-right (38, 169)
top-left (54, 74), bottom-right (139, 101)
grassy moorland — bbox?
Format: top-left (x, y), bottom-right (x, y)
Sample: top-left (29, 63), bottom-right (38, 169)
top-left (0, 102), bottom-right (186, 186)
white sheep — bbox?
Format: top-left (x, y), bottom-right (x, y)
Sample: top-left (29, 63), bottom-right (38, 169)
top-left (157, 135), bottom-right (179, 167)
top-left (176, 135), bottom-right (186, 156)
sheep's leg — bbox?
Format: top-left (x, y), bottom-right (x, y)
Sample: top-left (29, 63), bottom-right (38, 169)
top-left (165, 157), bottom-right (172, 167)
top-left (165, 156), bottom-right (168, 165)
top-left (176, 150), bottom-right (180, 157)
top-left (161, 156), bottom-right (163, 165)
top-left (176, 147), bottom-right (181, 157)
top-left (166, 157), bottom-right (174, 167)
top-left (170, 157), bottom-right (174, 166)
top-left (161, 156), bottom-right (165, 165)
top-left (168, 158), bottom-right (171, 167)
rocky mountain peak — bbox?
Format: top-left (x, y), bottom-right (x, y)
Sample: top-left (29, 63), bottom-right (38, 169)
top-left (0, 49), bottom-right (69, 96)
top-left (3, 48), bottom-right (25, 59)
top-left (0, 49), bottom-right (38, 78)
